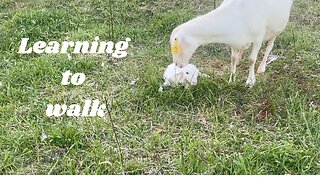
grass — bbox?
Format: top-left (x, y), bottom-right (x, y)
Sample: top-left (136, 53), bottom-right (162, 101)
top-left (0, 0), bottom-right (320, 175)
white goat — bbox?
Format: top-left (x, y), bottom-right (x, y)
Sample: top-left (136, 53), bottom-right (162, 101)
top-left (170, 0), bottom-right (293, 86)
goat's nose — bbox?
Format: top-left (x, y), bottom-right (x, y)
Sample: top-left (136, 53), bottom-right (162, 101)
top-left (175, 63), bottom-right (183, 68)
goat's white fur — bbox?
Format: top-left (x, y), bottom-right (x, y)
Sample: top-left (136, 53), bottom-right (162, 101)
top-left (170, 0), bottom-right (293, 86)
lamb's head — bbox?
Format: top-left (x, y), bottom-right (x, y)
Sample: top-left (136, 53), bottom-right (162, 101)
top-left (160, 63), bottom-right (200, 92)
top-left (181, 64), bottom-right (199, 86)
top-left (170, 29), bottom-right (198, 68)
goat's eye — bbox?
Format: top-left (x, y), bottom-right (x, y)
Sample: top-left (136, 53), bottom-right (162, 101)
top-left (186, 72), bottom-right (189, 75)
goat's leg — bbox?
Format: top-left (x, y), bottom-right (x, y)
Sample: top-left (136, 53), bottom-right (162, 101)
top-left (246, 40), bottom-right (263, 86)
top-left (229, 47), bottom-right (239, 83)
top-left (257, 37), bottom-right (277, 74)
top-left (235, 50), bottom-right (244, 65)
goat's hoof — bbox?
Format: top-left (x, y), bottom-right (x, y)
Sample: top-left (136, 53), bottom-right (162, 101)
top-left (257, 65), bottom-right (266, 74)
top-left (245, 77), bottom-right (256, 87)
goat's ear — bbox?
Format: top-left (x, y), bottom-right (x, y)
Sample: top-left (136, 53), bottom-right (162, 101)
top-left (171, 38), bottom-right (182, 54)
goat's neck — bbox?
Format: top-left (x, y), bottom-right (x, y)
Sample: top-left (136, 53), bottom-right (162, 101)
top-left (182, 10), bottom-right (232, 46)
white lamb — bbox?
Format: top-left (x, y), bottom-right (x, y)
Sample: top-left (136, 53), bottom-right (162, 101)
top-left (170, 0), bottom-right (293, 86)
top-left (159, 63), bottom-right (200, 91)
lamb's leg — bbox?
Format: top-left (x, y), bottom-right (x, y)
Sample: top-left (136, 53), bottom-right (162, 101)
top-left (246, 40), bottom-right (263, 86)
top-left (257, 37), bottom-right (277, 74)
top-left (229, 47), bottom-right (239, 83)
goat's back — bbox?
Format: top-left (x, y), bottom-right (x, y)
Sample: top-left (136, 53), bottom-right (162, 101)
top-left (218, 0), bottom-right (293, 40)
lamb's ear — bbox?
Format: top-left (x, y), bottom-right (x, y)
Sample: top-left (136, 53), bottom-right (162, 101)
top-left (190, 69), bottom-right (199, 85)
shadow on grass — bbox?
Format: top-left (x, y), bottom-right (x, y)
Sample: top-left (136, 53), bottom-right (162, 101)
top-left (135, 75), bottom-right (252, 113)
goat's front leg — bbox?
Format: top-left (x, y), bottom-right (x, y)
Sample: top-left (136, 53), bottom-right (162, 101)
top-left (246, 40), bottom-right (263, 86)
top-left (257, 37), bottom-right (277, 74)
top-left (229, 48), bottom-right (241, 83)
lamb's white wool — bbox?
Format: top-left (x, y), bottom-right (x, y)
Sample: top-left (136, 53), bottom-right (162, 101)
top-left (182, 64), bottom-right (200, 86)
top-left (160, 63), bottom-right (200, 91)
top-left (162, 63), bottom-right (184, 87)
top-left (170, 0), bottom-right (293, 86)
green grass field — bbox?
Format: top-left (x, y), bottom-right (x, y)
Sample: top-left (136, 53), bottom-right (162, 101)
top-left (0, 0), bottom-right (320, 175)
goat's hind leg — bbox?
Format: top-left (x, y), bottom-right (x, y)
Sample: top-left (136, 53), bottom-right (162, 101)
top-left (257, 36), bottom-right (277, 74)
